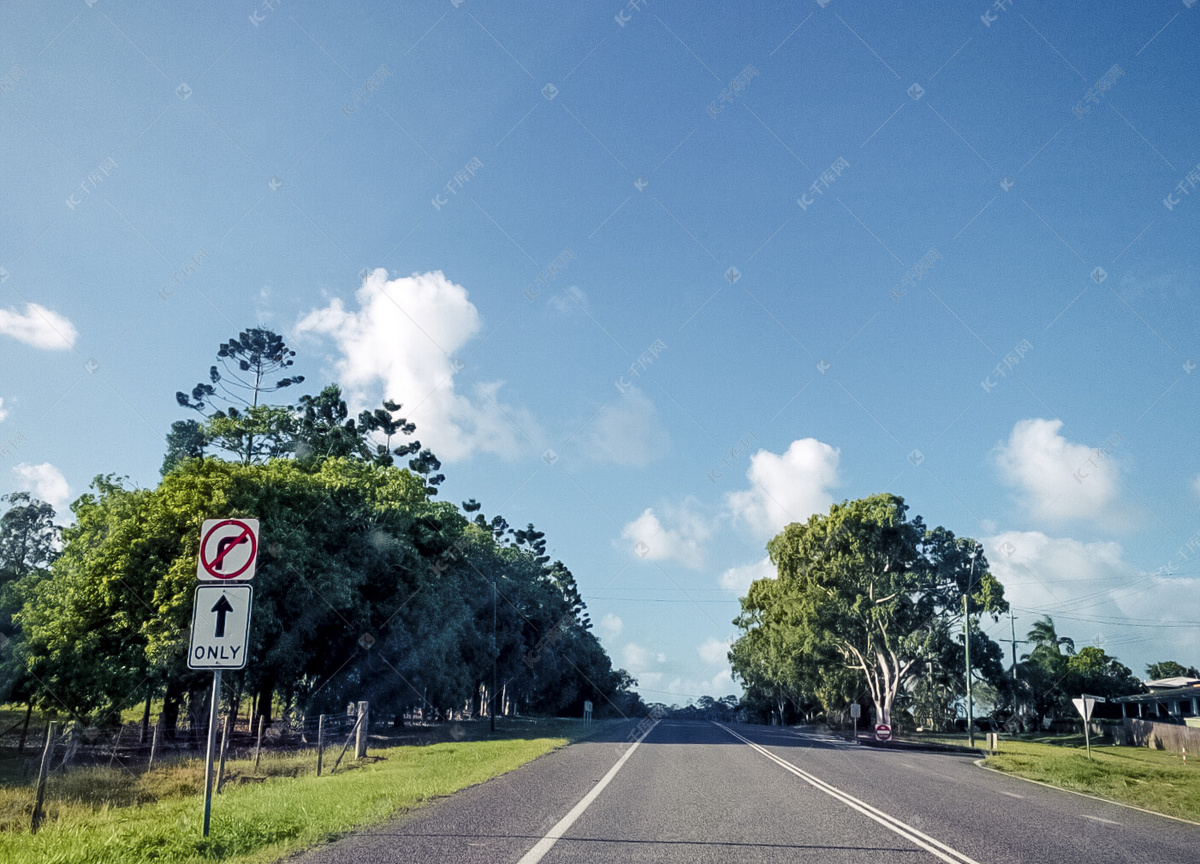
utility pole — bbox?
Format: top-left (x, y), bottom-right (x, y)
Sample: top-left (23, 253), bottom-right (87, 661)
top-left (965, 552), bottom-right (976, 749)
top-left (1010, 610), bottom-right (1018, 682)
top-left (491, 580), bottom-right (497, 733)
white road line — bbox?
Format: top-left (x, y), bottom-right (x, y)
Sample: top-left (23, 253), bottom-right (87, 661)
top-left (717, 723), bottom-right (983, 864)
top-left (1081, 814), bottom-right (1120, 825)
top-left (997, 790), bottom-right (1024, 798)
top-left (516, 722), bottom-right (657, 864)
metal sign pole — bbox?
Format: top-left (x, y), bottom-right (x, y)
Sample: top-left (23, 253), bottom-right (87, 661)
top-left (202, 669), bottom-right (222, 837)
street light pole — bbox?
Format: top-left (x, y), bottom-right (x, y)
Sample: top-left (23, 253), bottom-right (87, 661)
top-left (965, 551), bottom-right (976, 748)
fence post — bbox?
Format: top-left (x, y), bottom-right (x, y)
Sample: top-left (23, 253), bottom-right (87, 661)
top-left (148, 718), bottom-right (160, 772)
top-left (109, 723), bottom-right (124, 767)
top-left (216, 714), bottom-right (231, 793)
top-left (31, 720), bottom-right (56, 834)
top-left (355, 701), bottom-right (369, 759)
top-left (253, 715), bottom-right (264, 773)
top-left (316, 715), bottom-right (326, 776)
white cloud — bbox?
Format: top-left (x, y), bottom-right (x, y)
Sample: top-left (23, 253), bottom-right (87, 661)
top-left (993, 418), bottom-right (1120, 524)
top-left (297, 269), bottom-right (537, 462)
top-left (12, 462), bottom-right (70, 514)
top-left (621, 503), bottom-right (710, 567)
top-left (578, 387), bottom-right (669, 467)
top-left (698, 636), bottom-right (732, 665)
top-left (727, 438), bottom-right (840, 538)
top-left (0, 303), bottom-right (77, 350)
top-left (0, 397), bottom-right (7, 424)
top-left (548, 285), bottom-right (587, 315)
top-left (1192, 474), bottom-right (1200, 499)
top-left (598, 613), bottom-right (623, 639)
top-left (719, 556), bottom-right (776, 592)
top-left (982, 530), bottom-right (1200, 674)
top-left (621, 642), bottom-right (667, 669)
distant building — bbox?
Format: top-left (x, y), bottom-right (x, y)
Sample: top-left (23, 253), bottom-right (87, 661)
top-left (1112, 676), bottom-right (1200, 724)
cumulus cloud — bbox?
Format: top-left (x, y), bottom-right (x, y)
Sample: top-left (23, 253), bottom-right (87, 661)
top-left (578, 387), bottom-right (669, 467)
top-left (598, 613), bottom-right (623, 640)
top-left (621, 503), bottom-right (710, 567)
top-left (297, 269), bottom-right (536, 462)
top-left (548, 285), bottom-right (588, 315)
top-left (621, 642), bottom-right (667, 675)
top-left (12, 462), bottom-right (70, 513)
top-left (719, 556), bottom-right (776, 593)
top-left (0, 303), bottom-right (77, 350)
top-left (698, 636), bottom-right (732, 665)
top-left (0, 397), bottom-right (7, 423)
top-left (982, 530), bottom-right (1200, 673)
top-left (727, 438), bottom-right (840, 538)
top-left (993, 418), bottom-right (1121, 524)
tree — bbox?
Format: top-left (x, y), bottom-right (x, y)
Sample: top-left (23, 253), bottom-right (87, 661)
top-left (1020, 616), bottom-right (1076, 719)
top-left (732, 494), bottom-right (1007, 729)
top-left (161, 419), bottom-right (207, 475)
top-left (1145, 660), bottom-right (1199, 680)
top-left (1065, 646), bottom-right (1142, 701)
top-left (0, 493), bottom-right (60, 705)
top-left (176, 328), bottom-right (304, 464)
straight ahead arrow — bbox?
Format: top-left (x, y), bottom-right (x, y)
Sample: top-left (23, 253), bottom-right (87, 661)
top-left (211, 594), bottom-right (235, 638)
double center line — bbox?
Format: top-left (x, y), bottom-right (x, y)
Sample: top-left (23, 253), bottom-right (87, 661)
top-left (716, 723), bottom-right (983, 864)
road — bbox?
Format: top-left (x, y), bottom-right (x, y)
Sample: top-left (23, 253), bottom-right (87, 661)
top-left (294, 720), bottom-right (1198, 863)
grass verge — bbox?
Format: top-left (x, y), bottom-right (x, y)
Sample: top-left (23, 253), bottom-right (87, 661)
top-left (0, 719), bottom-right (608, 864)
top-left (908, 732), bottom-right (1200, 822)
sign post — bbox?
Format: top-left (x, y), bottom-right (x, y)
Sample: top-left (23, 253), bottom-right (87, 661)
top-left (191, 518), bottom-right (258, 838)
top-left (850, 703), bottom-right (861, 740)
top-left (1072, 695), bottom-right (1105, 760)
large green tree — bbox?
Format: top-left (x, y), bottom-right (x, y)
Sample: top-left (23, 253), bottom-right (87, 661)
top-left (732, 494), bottom-right (1007, 728)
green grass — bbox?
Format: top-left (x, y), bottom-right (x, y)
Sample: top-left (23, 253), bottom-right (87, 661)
top-left (908, 732), bottom-right (1200, 822)
top-left (0, 719), bottom-right (609, 864)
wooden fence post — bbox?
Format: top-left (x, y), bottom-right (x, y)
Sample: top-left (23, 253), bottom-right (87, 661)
top-left (253, 715), bottom-right (264, 773)
top-left (316, 715), bottom-right (326, 776)
top-left (148, 718), bottom-right (160, 772)
top-left (216, 714), bottom-right (231, 793)
top-left (355, 701), bottom-right (369, 759)
top-left (31, 721), bottom-right (56, 834)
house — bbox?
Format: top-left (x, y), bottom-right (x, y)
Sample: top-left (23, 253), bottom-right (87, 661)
top-left (1112, 676), bottom-right (1200, 724)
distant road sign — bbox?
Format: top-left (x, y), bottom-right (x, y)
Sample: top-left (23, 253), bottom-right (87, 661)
top-left (198, 518), bottom-right (259, 581)
top-left (189, 585), bottom-right (253, 669)
top-left (875, 724), bottom-right (892, 741)
top-left (850, 704), bottom-right (862, 719)
top-left (1072, 697), bottom-right (1097, 722)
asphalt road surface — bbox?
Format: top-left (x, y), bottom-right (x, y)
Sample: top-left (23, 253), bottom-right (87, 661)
top-left (294, 719), bottom-right (1198, 863)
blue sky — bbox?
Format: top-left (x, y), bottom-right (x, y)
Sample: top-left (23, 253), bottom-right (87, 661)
top-left (2, 0), bottom-right (1199, 703)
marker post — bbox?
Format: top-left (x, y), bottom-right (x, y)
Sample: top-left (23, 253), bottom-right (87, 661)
top-left (202, 670), bottom-right (222, 837)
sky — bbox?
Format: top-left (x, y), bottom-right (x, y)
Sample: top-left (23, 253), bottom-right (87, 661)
top-left (2, 0), bottom-right (1199, 705)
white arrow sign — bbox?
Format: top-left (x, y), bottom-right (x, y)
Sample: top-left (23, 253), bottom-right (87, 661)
top-left (189, 585), bottom-right (253, 670)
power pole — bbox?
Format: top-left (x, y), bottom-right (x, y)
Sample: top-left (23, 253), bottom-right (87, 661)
top-left (965, 552), bottom-right (976, 748)
top-left (490, 580), bottom-right (497, 733)
top-left (1010, 610), bottom-right (1018, 682)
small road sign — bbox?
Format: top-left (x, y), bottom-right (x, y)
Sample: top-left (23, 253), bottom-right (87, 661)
top-left (875, 724), bottom-right (891, 742)
top-left (198, 518), bottom-right (259, 581)
top-left (1072, 697), bottom-right (1096, 722)
top-left (850, 704), bottom-right (862, 719)
top-left (189, 585), bottom-right (253, 670)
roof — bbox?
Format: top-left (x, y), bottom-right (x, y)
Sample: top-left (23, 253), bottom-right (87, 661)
top-left (1144, 676), bottom-right (1200, 691)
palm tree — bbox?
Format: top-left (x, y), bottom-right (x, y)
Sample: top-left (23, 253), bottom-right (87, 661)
top-left (1024, 615), bottom-right (1074, 661)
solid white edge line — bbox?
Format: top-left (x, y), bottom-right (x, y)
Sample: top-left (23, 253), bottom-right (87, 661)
top-left (717, 723), bottom-right (982, 864)
top-left (973, 759), bottom-right (1200, 827)
top-left (516, 721), bottom-right (658, 864)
